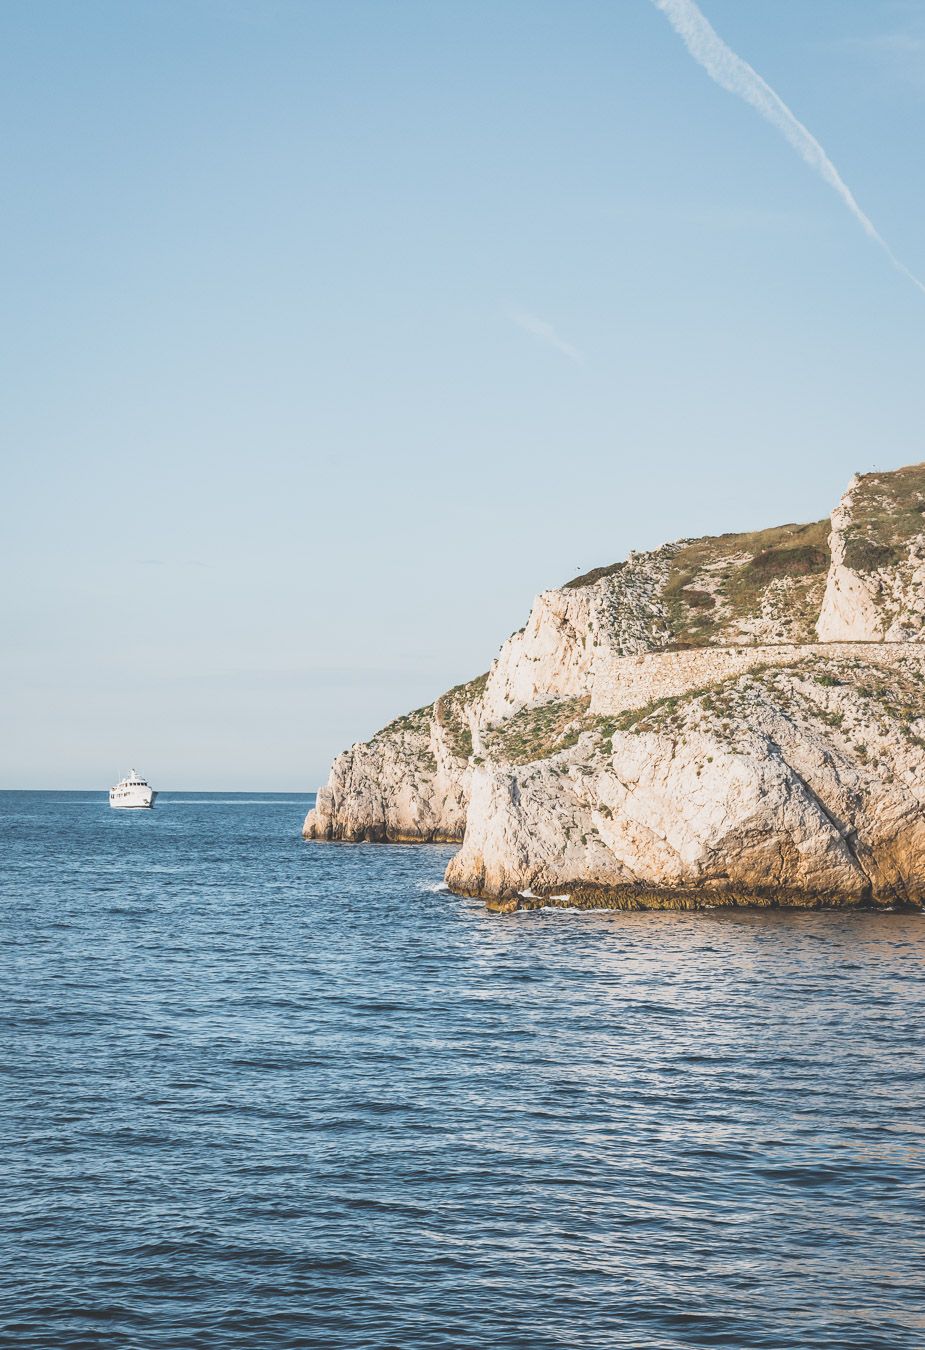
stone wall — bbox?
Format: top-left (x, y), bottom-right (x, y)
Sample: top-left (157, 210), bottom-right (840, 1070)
top-left (589, 642), bottom-right (925, 716)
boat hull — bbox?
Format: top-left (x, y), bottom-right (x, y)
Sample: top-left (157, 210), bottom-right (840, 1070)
top-left (109, 789), bottom-right (157, 809)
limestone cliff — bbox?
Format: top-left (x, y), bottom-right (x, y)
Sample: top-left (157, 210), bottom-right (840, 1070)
top-left (304, 463), bottom-right (925, 911)
top-left (306, 674), bottom-right (487, 842)
top-left (816, 465), bottom-right (925, 642)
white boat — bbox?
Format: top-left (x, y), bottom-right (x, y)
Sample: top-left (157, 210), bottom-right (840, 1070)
top-left (109, 770), bottom-right (157, 809)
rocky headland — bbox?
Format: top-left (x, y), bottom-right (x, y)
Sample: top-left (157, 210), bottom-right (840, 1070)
top-left (305, 464), bottom-right (925, 911)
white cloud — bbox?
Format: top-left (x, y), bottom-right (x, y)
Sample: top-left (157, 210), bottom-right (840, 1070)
top-left (507, 309), bottom-right (583, 363)
top-left (651, 0), bottom-right (925, 297)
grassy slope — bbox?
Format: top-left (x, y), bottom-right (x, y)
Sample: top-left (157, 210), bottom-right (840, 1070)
top-left (662, 520), bottom-right (830, 646)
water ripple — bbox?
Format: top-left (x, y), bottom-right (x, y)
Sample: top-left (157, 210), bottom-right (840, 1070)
top-left (0, 790), bottom-right (923, 1347)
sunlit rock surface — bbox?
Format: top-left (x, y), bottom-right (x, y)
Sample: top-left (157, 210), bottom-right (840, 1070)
top-left (305, 463), bottom-right (925, 910)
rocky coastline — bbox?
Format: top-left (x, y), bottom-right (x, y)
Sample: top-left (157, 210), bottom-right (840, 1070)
top-left (305, 464), bottom-right (925, 911)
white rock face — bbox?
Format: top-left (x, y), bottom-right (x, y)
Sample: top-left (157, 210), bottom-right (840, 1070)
top-left (449, 733), bottom-right (863, 905)
top-left (817, 467), bottom-right (925, 642)
top-left (304, 682), bottom-right (483, 842)
top-left (447, 654), bottom-right (925, 909)
top-left (307, 736), bottom-right (470, 843)
top-left (305, 463), bottom-right (925, 909)
top-left (480, 547), bottom-right (676, 723)
top-left (816, 476), bottom-right (885, 641)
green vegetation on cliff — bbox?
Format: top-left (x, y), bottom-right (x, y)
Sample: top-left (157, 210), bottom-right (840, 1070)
top-left (483, 696), bottom-right (591, 765)
top-left (664, 520), bottom-right (829, 647)
top-left (840, 464), bottom-right (925, 573)
top-left (434, 672), bottom-right (489, 761)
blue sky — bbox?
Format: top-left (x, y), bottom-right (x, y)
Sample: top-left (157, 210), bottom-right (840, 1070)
top-left (2, 0), bottom-right (924, 789)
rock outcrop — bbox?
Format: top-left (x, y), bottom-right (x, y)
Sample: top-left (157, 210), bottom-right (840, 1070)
top-left (816, 466), bottom-right (925, 642)
top-left (305, 463), bottom-right (925, 911)
top-left (306, 674), bottom-right (487, 842)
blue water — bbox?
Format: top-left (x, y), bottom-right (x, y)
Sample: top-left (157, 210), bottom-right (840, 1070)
top-left (2, 791), bottom-right (924, 1349)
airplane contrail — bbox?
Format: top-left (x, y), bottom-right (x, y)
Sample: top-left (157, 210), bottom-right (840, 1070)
top-left (508, 309), bottom-right (583, 363)
top-left (650, 0), bottom-right (925, 297)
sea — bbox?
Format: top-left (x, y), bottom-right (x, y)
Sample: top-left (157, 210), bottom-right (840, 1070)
top-left (1, 790), bottom-right (923, 1349)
